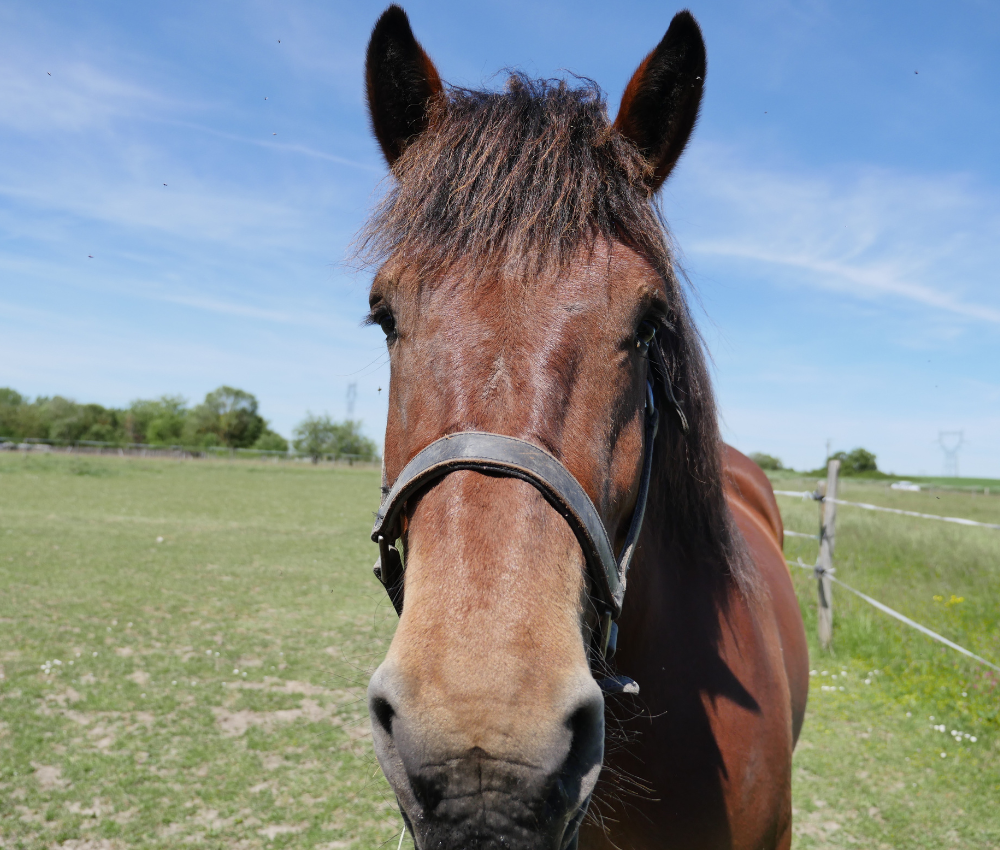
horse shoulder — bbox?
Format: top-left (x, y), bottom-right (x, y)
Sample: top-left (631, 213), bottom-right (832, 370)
top-left (722, 443), bottom-right (810, 746)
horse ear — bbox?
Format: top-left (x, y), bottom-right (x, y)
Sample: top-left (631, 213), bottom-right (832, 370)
top-left (614, 11), bottom-right (706, 191)
top-left (365, 5), bottom-right (444, 166)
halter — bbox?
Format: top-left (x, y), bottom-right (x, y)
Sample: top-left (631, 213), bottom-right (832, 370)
top-left (371, 333), bottom-right (684, 663)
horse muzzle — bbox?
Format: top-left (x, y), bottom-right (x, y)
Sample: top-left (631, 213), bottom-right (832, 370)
top-left (368, 662), bottom-right (604, 850)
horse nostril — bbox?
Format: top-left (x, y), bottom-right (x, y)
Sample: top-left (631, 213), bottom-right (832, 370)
top-left (555, 679), bottom-right (605, 810)
top-left (370, 694), bottom-right (395, 737)
top-left (567, 694), bottom-right (604, 773)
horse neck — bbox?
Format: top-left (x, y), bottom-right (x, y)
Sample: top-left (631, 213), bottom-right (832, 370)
top-left (618, 427), bottom-right (736, 654)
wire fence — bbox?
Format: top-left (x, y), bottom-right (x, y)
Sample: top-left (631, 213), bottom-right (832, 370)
top-left (776, 473), bottom-right (999, 672)
top-left (787, 558), bottom-right (1000, 673)
top-left (775, 489), bottom-right (1000, 531)
top-left (0, 437), bottom-right (379, 466)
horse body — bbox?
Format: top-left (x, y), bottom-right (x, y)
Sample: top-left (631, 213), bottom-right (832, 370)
top-left (358, 7), bottom-right (808, 849)
top-left (582, 447), bottom-right (808, 850)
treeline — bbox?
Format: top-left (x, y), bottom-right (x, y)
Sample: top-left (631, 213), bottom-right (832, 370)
top-left (0, 385), bottom-right (287, 450)
top-left (0, 386), bottom-right (379, 461)
top-left (750, 447), bottom-right (880, 476)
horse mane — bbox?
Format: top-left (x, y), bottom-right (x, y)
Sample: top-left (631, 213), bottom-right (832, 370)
top-left (356, 74), bottom-right (755, 597)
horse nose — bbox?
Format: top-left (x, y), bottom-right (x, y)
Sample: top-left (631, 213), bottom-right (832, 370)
top-left (367, 662), bottom-right (605, 846)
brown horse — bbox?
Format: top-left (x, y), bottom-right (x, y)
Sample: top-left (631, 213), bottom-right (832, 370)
top-left (358, 7), bottom-right (808, 849)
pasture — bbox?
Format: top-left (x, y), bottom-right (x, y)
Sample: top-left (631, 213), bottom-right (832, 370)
top-left (0, 454), bottom-right (998, 848)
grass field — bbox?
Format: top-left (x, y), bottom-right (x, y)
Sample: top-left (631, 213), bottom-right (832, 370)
top-left (1, 454), bottom-right (998, 849)
top-left (775, 471), bottom-right (1000, 849)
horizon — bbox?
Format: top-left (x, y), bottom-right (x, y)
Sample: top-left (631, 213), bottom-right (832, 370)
top-left (2, 1), bottom-right (998, 476)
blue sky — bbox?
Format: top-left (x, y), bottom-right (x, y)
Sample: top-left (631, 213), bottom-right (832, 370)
top-left (2, 0), bottom-right (998, 476)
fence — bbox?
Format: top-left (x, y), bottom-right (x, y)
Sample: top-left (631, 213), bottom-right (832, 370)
top-left (776, 460), bottom-right (1000, 672)
top-left (0, 437), bottom-right (378, 466)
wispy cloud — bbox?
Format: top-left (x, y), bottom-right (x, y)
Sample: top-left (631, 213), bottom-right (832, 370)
top-left (699, 244), bottom-right (1000, 325)
top-left (675, 145), bottom-right (1000, 326)
top-left (0, 59), bottom-right (172, 133)
top-left (0, 175), bottom-right (315, 247)
top-left (126, 287), bottom-right (364, 334)
top-left (153, 119), bottom-right (382, 173)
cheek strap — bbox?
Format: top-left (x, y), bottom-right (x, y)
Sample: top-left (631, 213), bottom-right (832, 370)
top-left (370, 377), bottom-right (659, 657)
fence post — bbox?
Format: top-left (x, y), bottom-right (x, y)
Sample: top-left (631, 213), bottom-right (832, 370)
top-left (816, 459), bottom-right (840, 650)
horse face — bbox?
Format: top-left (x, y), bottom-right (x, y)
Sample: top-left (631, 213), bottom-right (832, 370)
top-left (361, 7), bottom-right (704, 848)
top-left (365, 244), bottom-right (664, 850)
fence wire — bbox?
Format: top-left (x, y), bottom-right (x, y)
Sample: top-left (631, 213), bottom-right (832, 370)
top-left (774, 490), bottom-right (1000, 531)
top-left (789, 558), bottom-right (1000, 673)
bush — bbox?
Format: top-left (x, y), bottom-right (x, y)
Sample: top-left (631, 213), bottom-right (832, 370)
top-left (253, 429), bottom-right (289, 452)
top-left (749, 452), bottom-right (783, 471)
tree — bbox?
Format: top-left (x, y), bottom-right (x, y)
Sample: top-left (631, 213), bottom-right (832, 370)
top-left (0, 390), bottom-right (126, 443)
top-left (186, 386), bottom-right (265, 448)
top-left (292, 415), bottom-right (378, 463)
top-left (328, 419), bottom-right (379, 462)
top-left (0, 386), bottom-right (293, 450)
top-left (749, 452), bottom-right (783, 471)
top-left (293, 413), bottom-right (337, 463)
top-left (0, 388), bottom-right (28, 439)
top-left (831, 447), bottom-right (878, 475)
top-left (44, 399), bottom-right (124, 444)
top-left (128, 396), bottom-right (187, 445)
top-left (0, 388), bottom-right (24, 407)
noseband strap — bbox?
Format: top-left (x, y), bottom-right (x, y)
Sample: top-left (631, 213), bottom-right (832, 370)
top-left (371, 374), bottom-right (661, 647)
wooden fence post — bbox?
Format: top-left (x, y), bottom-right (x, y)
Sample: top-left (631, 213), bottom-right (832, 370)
top-left (817, 459), bottom-right (840, 650)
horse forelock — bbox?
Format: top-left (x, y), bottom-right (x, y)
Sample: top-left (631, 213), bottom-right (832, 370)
top-left (356, 74), bottom-right (663, 277)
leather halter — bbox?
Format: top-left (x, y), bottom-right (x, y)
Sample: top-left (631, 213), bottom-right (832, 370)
top-left (371, 335), bottom-right (680, 658)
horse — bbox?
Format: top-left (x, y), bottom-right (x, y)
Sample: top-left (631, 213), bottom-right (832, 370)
top-left (357, 7), bottom-right (809, 849)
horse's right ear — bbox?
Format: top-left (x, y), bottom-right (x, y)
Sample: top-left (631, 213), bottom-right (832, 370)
top-left (614, 11), bottom-right (706, 191)
top-left (365, 5), bottom-right (443, 167)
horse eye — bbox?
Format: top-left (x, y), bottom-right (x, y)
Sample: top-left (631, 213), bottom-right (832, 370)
top-left (636, 320), bottom-right (657, 350)
top-left (379, 314), bottom-right (396, 338)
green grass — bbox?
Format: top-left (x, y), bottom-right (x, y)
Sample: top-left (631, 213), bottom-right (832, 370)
top-left (0, 454), bottom-right (998, 848)
top-left (0, 452), bottom-right (400, 849)
top-left (777, 474), bottom-right (1000, 849)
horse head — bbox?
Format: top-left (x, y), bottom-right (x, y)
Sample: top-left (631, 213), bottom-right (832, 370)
top-left (361, 7), bottom-right (706, 848)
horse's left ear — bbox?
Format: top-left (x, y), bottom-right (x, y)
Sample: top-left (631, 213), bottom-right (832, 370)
top-left (365, 5), bottom-right (444, 167)
top-left (614, 10), bottom-right (706, 191)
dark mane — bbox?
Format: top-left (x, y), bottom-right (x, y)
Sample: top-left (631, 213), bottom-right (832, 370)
top-left (357, 74), bottom-right (754, 596)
